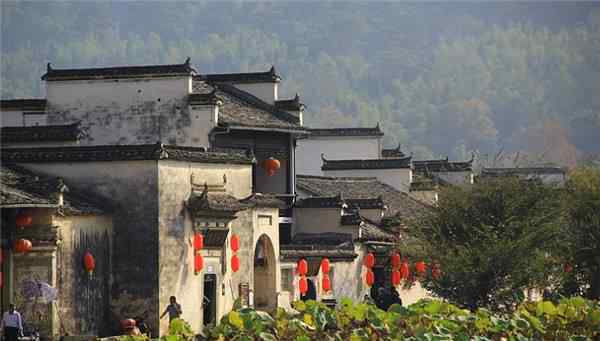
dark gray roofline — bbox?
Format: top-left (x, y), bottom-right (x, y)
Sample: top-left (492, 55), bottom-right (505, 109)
top-left (42, 59), bottom-right (196, 81)
top-left (308, 124), bottom-right (383, 137)
top-left (413, 156), bottom-right (474, 172)
top-left (1, 99), bottom-right (47, 111)
top-left (1, 143), bottom-right (254, 164)
top-left (1, 122), bottom-right (82, 144)
top-left (322, 155), bottom-right (412, 170)
top-left (198, 66), bottom-right (280, 84)
top-left (481, 167), bottom-right (566, 175)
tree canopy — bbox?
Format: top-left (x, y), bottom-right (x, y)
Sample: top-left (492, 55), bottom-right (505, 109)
top-left (1, 2), bottom-right (599, 163)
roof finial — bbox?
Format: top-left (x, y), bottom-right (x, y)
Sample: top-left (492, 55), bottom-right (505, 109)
top-left (396, 143), bottom-right (402, 151)
top-left (184, 57), bottom-right (191, 66)
top-left (47, 62), bottom-right (53, 71)
top-left (269, 65), bottom-right (276, 75)
top-left (376, 121), bottom-right (380, 130)
top-left (294, 93), bottom-right (300, 102)
top-left (321, 153), bottom-right (327, 162)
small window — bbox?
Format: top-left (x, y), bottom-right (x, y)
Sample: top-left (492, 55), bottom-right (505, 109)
top-left (281, 268), bottom-right (294, 293)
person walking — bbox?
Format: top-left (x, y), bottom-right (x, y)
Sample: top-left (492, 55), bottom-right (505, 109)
top-left (160, 296), bottom-right (182, 322)
top-left (1, 304), bottom-right (23, 341)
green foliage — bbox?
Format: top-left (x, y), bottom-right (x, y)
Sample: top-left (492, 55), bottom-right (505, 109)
top-left (161, 318), bottom-right (194, 341)
top-left (409, 177), bottom-right (562, 311)
top-left (205, 298), bottom-right (599, 340)
top-left (557, 167), bottom-right (600, 299)
top-left (1, 3), bottom-right (600, 162)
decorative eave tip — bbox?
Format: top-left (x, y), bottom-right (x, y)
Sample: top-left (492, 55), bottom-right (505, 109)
top-left (269, 65), bottom-right (281, 81)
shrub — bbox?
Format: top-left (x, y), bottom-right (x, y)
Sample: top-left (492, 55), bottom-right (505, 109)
top-left (205, 298), bottom-right (599, 340)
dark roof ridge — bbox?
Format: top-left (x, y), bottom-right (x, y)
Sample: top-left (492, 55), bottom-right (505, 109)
top-left (1, 98), bottom-right (47, 111)
top-left (42, 59), bottom-right (196, 81)
top-left (215, 83), bottom-right (300, 125)
top-left (1, 143), bottom-right (254, 164)
top-left (321, 154), bottom-right (412, 170)
top-left (296, 174), bottom-right (378, 181)
top-left (1, 122), bottom-right (83, 143)
top-left (197, 65), bottom-right (280, 84)
top-left (275, 94), bottom-right (304, 111)
top-left (308, 124), bottom-right (383, 137)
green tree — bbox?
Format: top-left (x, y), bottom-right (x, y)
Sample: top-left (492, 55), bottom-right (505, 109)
top-left (559, 167), bottom-right (600, 299)
top-left (411, 178), bottom-right (561, 311)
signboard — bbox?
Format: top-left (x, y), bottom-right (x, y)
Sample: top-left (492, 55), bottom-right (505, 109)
top-left (238, 283), bottom-right (250, 307)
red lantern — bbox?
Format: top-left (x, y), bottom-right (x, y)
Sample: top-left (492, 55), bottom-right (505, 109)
top-left (364, 253), bottom-right (375, 268)
top-left (564, 263), bottom-right (573, 273)
top-left (415, 261), bottom-right (427, 275)
top-left (297, 259), bottom-right (308, 276)
top-left (322, 274), bottom-right (331, 292)
top-left (231, 254), bottom-right (240, 273)
top-left (230, 234), bottom-right (240, 252)
top-left (392, 270), bottom-right (402, 286)
top-left (193, 233), bottom-right (204, 250)
top-left (15, 212), bottom-right (33, 228)
top-left (263, 157), bottom-right (281, 177)
top-left (14, 239), bottom-right (32, 253)
top-left (400, 261), bottom-right (410, 280)
top-left (391, 252), bottom-right (401, 269)
top-left (320, 258), bottom-right (330, 274)
top-left (299, 276), bottom-right (308, 295)
top-left (194, 253), bottom-right (203, 274)
top-left (365, 269), bottom-right (375, 287)
top-left (83, 251), bottom-right (96, 275)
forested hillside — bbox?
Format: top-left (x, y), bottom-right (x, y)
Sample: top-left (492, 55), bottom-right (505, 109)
top-left (2, 2), bottom-right (599, 165)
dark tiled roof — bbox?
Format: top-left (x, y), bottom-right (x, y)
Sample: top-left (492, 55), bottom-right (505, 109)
top-left (346, 198), bottom-right (385, 209)
top-left (1, 123), bottom-right (82, 144)
top-left (188, 92), bottom-right (222, 105)
top-left (41, 60), bottom-right (196, 81)
top-left (1, 144), bottom-right (254, 164)
top-left (239, 193), bottom-right (286, 209)
top-left (413, 158), bottom-right (473, 173)
top-left (199, 66), bottom-right (280, 84)
top-left (295, 195), bottom-right (344, 208)
top-left (0, 99), bottom-right (46, 111)
top-left (0, 164), bottom-right (106, 215)
top-left (192, 79), bottom-right (303, 131)
top-left (187, 189), bottom-right (244, 215)
top-left (321, 155), bottom-right (412, 171)
top-left (481, 167), bottom-right (566, 176)
top-left (381, 144), bottom-right (407, 158)
top-left (297, 175), bottom-right (428, 222)
top-left (275, 94), bottom-right (304, 111)
top-left (359, 219), bottom-right (397, 243)
top-left (292, 232), bottom-right (353, 246)
top-left (280, 241), bottom-right (357, 262)
top-left (308, 124), bottom-right (383, 137)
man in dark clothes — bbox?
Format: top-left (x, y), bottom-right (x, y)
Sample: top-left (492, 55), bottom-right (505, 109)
top-left (1, 304), bottom-right (23, 341)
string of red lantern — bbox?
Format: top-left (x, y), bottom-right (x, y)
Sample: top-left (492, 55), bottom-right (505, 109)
top-left (230, 234), bottom-right (240, 273)
top-left (84, 251), bottom-right (95, 276)
top-left (415, 261), bottom-right (427, 277)
top-left (364, 252), bottom-right (375, 287)
top-left (400, 259), bottom-right (410, 281)
top-left (298, 258), bottom-right (309, 295)
top-left (321, 258), bottom-right (330, 292)
top-left (193, 232), bottom-right (204, 275)
top-left (14, 239), bottom-right (32, 254)
top-left (391, 252), bottom-right (401, 287)
top-left (263, 157), bottom-right (281, 177)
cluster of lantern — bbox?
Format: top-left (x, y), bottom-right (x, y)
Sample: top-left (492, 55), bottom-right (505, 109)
top-left (84, 251), bottom-right (96, 277)
top-left (13, 211), bottom-right (34, 255)
top-left (390, 252), bottom-right (442, 286)
top-left (194, 233), bottom-right (204, 275)
top-left (321, 258), bottom-right (331, 292)
top-left (297, 259), bottom-right (308, 295)
top-left (230, 234), bottom-right (240, 273)
top-left (364, 252), bottom-right (376, 286)
top-left (263, 157), bottom-right (281, 177)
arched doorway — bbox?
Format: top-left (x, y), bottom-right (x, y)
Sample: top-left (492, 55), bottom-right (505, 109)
top-left (253, 234), bottom-right (276, 311)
